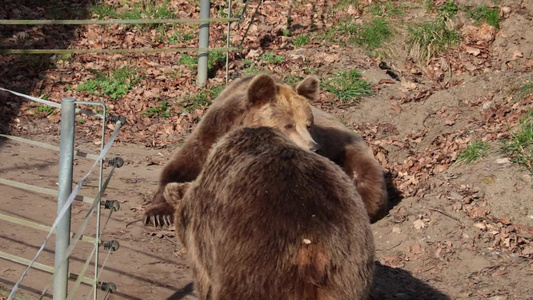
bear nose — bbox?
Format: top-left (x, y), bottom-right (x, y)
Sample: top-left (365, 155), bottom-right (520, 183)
top-left (310, 142), bottom-right (320, 152)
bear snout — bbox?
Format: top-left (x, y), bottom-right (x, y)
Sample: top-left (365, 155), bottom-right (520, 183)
top-left (310, 142), bottom-right (320, 152)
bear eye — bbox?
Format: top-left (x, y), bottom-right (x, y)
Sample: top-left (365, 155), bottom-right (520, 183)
top-left (284, 124), bottom-right (294, 130)
top-left (306, 122), bottom-right (312, 129)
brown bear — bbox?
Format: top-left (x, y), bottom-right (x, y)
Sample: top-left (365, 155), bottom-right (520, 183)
top-left (310, 107), bottom-right (388, 223)
top-left (144, 73), bottom-right (321, 226)
top-left (165, 126), bottom-right (375, 300)
top-left (145, 73), bottom-right (388, 226)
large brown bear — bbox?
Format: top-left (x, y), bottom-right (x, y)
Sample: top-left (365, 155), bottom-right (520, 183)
top-left (310, 107), bottom-right (388, 223)
top-left (145, 73), bottom-right (320, 226)
top-left (165, 127), bottom-right (375, 300)
top-left (145, 73), bottom-right (387, 225)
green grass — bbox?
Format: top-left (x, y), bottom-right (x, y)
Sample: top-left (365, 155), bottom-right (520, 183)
top-left (293, 35), bottom-right (310, 47)
top-left (370, 1), bottom-right (406, 17)
top-left (179, 85), bottom-right (224, 113)
top-left (322, 70), bottom-right (373, 103)
top-left (34, 103), bottom-right (57, 115)
top-left (77, 66), bottom-right (141, 99)
top-left (90, 2), bottom-right (118, 19)
top-left (354, 18), bottom-right (392, 49)
top-left (437, 1), bottom-right (459, 17)
top-left (407, 17), bottom-right (460, 62)
top-left (501, 111), bottom-right (533, 173)
top-left (518, 83), bottom-right (533, 98)
top-left (259, 52), bottom-right (285, 64)
top-left (179, 53), bottom-right (197, 70)
top-left (144, 100), bottom-right (172, 118)
top-left (285, 75), bottom-right (304, 85)
top-left (168, 30), bottom-right (195, 44)
top-left (467, 5), bottom-right (500, 29)
top-left (90, 0), bottom-right (175, 29)
top-left (325, 18), bottom-right (392, 50)
top-left (179, 51), bottom-right (227, 77)
top-left (457, 141), bottom-right (490, 164)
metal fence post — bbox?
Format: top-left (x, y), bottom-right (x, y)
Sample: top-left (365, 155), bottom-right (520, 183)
top-left (54, 97), bottom-right (75, 300)
top-left (197, 0), bottom-right (211, 87)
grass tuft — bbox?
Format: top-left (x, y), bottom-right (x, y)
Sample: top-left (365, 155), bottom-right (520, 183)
top-left (406, 14), bottom-right (460, 63)
top-left (322, 70), bottom-right (373, 103)
top-left (179, 85), bottom-right (224, 113)
top-left (144, 100), bottom-right (172, 118)
top-left (457, 141), bottom-right (490, 164)
top-left (90, 0), bottom-right (175, 29)
top-left (324, 18), bottom-right (392, 50)
top-left (293, 35), bottom-right (310, 47)
top-left (259, 52), bottom-right (285, 64)
top-left (77, 66), bottom-right (141, 99)
top-left (467, 5), bottom-right (500, 29)
top-left (501, 111), bottom-right (533, 173)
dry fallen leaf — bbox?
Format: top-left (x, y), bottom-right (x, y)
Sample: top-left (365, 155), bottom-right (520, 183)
top-left (413, 219), bottom-right (426, 230)
top-left (512, 50), bottom-right (524, 60)
top-left (465, 46), bottom-right (481, 56)
top-left (474, 222), bottom-right (487, 230)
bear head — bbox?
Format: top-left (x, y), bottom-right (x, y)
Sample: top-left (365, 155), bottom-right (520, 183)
top-left (242, 74), bottom-right (321, 152)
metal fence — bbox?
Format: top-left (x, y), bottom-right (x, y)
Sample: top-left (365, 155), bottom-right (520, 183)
top-left (0, 88), bottom-right (125, 299)
top-left (0, 1), bottom-right (265, 298)
top-left (0, 0), bottom-right (261, 86)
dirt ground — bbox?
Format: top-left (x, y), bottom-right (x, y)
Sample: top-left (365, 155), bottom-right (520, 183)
top-left (1, 0), bottom-right (532, 299)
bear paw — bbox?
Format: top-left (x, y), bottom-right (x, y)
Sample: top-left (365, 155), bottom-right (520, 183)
top-left (143, 202), bottom-right (175, 227)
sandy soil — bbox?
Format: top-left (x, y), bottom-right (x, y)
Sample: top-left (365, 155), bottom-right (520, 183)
top-left (1, 1), bottom-right (532, 300)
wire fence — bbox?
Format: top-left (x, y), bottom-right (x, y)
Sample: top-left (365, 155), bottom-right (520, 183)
top-left (0, 88), bottom-right (124, 300)
top-left (0, 0), bottom-right (262, 86)
top-left (0, 1), bottom-right (266, 298)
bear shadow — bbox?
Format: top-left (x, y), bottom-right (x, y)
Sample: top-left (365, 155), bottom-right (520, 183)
top-left (371, 262), bottom-right (450, 300)
top-left (384, 170), bottom-right (404, 212)
top-left (166, 282), bottom-right (195, 300)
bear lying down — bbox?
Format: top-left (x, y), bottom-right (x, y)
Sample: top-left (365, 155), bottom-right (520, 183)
top-left (146, 73), bottom-right (388, 226)
top-left (165, 127), bottom-right (375, 300)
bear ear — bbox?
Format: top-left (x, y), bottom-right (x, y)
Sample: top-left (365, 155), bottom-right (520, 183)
top-left (164, 182), bottom-right (192, 207)
top-left (248, 74), bottom-right (277, 106)
top-left (295, 75), bottom-right (320, 101)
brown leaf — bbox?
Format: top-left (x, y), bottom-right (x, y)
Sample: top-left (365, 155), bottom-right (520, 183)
top-left (323, 54), bottom-right (339, 63)
top-left (413, 219), bottom-right (426, 230)
top-left (512, 50), bottom-right (524, 60)
top-left (498, 216), bottom-right (511, 225)
top-left (468, 207), bottom-right (489, 219)
top-left (379, 79), bottom-right (396, 84)
top-left (391, 104), bottom-right (402, 114)
top-left (465, 46), bottom-right (481, 56)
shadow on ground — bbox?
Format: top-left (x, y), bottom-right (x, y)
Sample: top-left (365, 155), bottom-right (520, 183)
top-left (371, 262), bottom-right (450, 300)
top-left (0, 0), bottom-right (97, 144)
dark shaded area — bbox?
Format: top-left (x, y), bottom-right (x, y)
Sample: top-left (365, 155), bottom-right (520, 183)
top-left (371, 262), bottom-right (450, 300)
top-left (0, 278), bottom-right (53, 299)
top-left (0, 235), bottom-right (184, 298)
top-left (166, 282), bottom-right (195, 300)
top-left (0, 0), bottom-right (93, 142)
top-left (384, 170), bottom-right (404, 212)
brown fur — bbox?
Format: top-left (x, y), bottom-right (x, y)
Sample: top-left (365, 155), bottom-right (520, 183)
top-left (145, 74), bottom-right (319, 224)
top-left (165, 127), bottom-right (375, 300)
top-left (309, 107), bottom-right (388, 223)
top-left (146, 74), bottom-right (388, 225)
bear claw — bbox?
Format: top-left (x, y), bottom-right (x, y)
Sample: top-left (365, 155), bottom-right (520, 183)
top-left (143, 214), bottom-right (174, 228)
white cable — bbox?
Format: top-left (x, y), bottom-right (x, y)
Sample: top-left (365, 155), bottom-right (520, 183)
top-left (7, 120), bottom-right (123, 300)
top-left (0, 87), bottom-right (104, 118)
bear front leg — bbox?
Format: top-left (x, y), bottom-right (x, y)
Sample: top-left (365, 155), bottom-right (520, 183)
top-left (344, 145), bottom-right (388, 223)
top-left (144, 187), bottom-right (175, 227)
